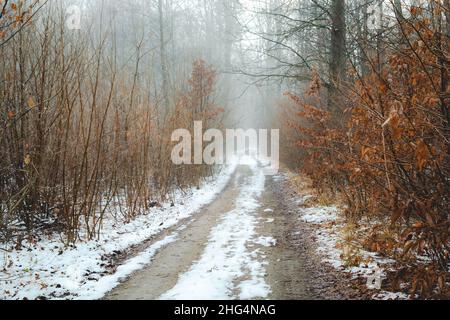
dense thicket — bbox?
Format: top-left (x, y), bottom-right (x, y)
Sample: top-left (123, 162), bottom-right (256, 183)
top-left (0, 1), bottom-right (231, 243)
top-left (273, 1), bottom-right (449, 297)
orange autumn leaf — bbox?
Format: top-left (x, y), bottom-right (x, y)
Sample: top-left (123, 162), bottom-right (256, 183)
top-left (416, 139), bottom-right (430, 171)
top-left (27, 97), bottom-right (36, 109)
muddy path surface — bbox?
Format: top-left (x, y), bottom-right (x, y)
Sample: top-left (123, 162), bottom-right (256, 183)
top-left (259, 174), bottom-right (364, 300)
top-left (105, 164), bottom-right (362, 300)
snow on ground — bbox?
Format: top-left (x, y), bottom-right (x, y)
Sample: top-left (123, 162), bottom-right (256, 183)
top-left (374, 291), bottom-right (410, 300)
top-left (300, 206), bottom-right (338, 224)
top-left (293, 186), bottom-right (404, 300)
top-left (0, 164), bottom-right (237, 300)
top-left (253, 237), bottom-right (277, 248)
top-left (159, 157), bottom-right (271, 300)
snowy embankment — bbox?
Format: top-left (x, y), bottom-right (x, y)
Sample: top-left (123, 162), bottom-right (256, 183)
top-left (291, 176), bottom-right (409, 300)
top-left (0, 164), bottom-right (237, 300)
top-left (160, 156), bottom-right (273, 300)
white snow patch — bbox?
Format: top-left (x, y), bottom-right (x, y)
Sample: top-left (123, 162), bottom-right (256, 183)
top-left (296, 194), bottom-right (406, 299)
top-left (254, 237), bottom-right (277, 247)
top-left (374, 291), bottom-right (411, 300)
top-left (300, 206), bottom-right (338, 224)
top-left (159, 159), bottom-right (271, 300)
top-left (239, 281), bottom-right (268, 299)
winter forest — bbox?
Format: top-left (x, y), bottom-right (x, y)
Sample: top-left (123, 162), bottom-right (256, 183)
top-left (0, 0), bottom-right (449, 301)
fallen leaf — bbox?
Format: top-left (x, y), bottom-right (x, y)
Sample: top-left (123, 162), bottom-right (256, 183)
top-left (27, 97), bottom-right (36, 109)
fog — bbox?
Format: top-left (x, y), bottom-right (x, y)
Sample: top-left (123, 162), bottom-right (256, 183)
top-left (38, 0), bottom-right (288, 130)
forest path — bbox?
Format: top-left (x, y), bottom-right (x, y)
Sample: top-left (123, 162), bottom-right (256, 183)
top-left (105, 159), bottom-right (350, 300)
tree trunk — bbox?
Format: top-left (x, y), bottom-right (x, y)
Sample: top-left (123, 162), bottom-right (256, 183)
top-left (158, 0), bottom-right (170, 113)
top-left (328, 0), bottom-right (346, 114)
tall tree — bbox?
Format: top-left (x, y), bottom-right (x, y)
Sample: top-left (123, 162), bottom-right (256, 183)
top-left (328, 0), bottom-right (346, 113)
top-left (158, 0), bottom-right (170, 112)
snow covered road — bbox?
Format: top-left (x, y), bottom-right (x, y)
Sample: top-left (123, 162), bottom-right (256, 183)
top-left (105, 156), bottom-right (362, 301)
top-left (107, 158), bottom-right (277, 300)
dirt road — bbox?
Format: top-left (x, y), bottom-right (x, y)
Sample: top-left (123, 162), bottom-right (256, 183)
top-left (105, 162), bottom-right (360, 300)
